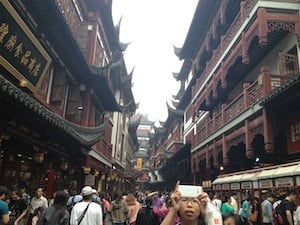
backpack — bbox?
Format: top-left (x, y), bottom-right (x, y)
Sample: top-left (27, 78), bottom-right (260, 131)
top-left (273, 201), bottom-right (284, 225)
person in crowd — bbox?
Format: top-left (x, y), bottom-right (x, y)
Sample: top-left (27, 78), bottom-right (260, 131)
top-left (136, 197), bottom-right (160, 225)
top-left (98, 192), bottom-right (109, 225)
top-left (280, 189), bottom-right (297, 225)
top-left (107, 191), bottom-right (128, 225)
top-left (70, 186), bottom-right (102, 225)
top-left (125, 193), bottom-right (140, 225)
top-left (8, 189), bottom-right (27, 225)
top-left (294, 197), bottom-right (300, 225)
top-left (19, 185), bottom-right (30, 208)
top-left (231, 193), bottom-right (239, 214)
top-left (221, 196), bottom-right (235, 215)
top-left (0, 186), bottom-right (9, 225)
top-left (212, 194), bottom-right (222, 212)
top-left (160, 182), bottom-right (208, 225)
top-left (66, 193), bottom-right (82, 214)
top-left (240, 196), bottom-right (250, 225)
top-left (223, 213), bottom-right (242, 225)
top-left (26, 187), bottom-right (48, 225)
top-left (31, 207), bottom-right (43, 225)
top-left (248, 197), bottom-right (260, 225)
top-left (148, 192), bottom-right (163, 209)
top-left (37, 190), bottom-right (69, 225)
top-left (262, 193), bottom-right (275, 225)
top-left (29, 187), bottom-right (48, 214)
top-left (152, 195), bottom-right (180, 225)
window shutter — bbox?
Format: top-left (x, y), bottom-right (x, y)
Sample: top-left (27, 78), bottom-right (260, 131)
top-left (279, 52), bottom-right (299, 76)
top-left (51, 68), bottom-right (66, 103)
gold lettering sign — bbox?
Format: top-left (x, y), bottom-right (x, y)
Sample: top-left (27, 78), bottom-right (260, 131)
top-left (0, 0), bottom-right (51, 91)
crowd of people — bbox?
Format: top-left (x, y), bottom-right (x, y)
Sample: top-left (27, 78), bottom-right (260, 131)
top-left (0, 183), bottom-right (300, 225)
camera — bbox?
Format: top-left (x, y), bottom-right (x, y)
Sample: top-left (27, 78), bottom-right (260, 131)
top-left (178, 185), bottom-right (202, 198)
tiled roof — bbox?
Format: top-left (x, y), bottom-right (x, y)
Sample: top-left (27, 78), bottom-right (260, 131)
top-left (260, 73), bottom-right (300, 105)
top-left (0, 75), bottom-right (105, 148)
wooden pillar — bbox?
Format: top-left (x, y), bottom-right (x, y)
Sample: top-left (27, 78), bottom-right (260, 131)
top-left (242, 32), bottom-right (250, 64)
top-left (213, 140), bottom-right (218, 168)
top-left (260, 66), bottom-right (272, 97)
top-left (206, 145), bottom-right (210, 170)
top-left (263, 109), bottom-right (274, 153)
top-left (81, 88), bottom-right (91, 126)
top-left (257, 8), bottom-right (268, 45)
top-left (222, 134), bottom-right (229, 166)
top-left (245, 119), bottom-right (253, 158)
top-left (243, 82), bottom-right (250, 108)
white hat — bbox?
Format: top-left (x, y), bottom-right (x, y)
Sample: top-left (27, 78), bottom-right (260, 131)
top-left (92, 189), bottom-right (97, 194)
top-left (81, 186), bottom-right (93, 196)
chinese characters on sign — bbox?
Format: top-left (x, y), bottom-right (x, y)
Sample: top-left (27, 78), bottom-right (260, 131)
top-left (0, 0), bottom-right (51, 91)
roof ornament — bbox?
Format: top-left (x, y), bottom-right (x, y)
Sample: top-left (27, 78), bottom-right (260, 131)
top-left (173, 45), bottom-right (182, 58)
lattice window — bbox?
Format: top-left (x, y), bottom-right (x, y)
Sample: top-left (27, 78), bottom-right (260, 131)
top-left (279, 51), bottom-right (299, 76)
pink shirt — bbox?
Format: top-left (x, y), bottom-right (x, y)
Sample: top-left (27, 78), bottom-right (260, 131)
top-left (153, 207), bottom-right (180, 225)
top-left (128, 202), bottom-right (141, 223)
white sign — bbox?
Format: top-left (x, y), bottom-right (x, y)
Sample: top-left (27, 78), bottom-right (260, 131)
top-left (275, 177), bottom-right (293, 187)
top-left (216, 184), bottom-right (222, 190)
top-left (296, 176), bottom-right (300, 186)
top-left (222, 183), bottom-right (230, 190)
top-left (85, 174), bottom-right (95, 186)
top-left (259, 179), bottom-right (273, 189)
top-left (231, 183), bottom-right (240, 190)
top-left (241, 181), bottom-right (252, 189)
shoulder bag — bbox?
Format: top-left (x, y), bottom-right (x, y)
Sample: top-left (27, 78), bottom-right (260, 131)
top-left (77, 203), bottom-right (91, 225)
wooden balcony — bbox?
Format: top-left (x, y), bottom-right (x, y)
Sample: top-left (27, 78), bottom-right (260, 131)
top-left (192, 66), bottom-right (292, 148)
top-left (166, 127), bottom-right (184, 152)
top-left (192, 0), bottom-right (258, 99)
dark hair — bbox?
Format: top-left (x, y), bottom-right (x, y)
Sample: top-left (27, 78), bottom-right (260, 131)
top-left (286, 189), bottom-right (297, 196)
top-left (145, 197), bottom-right (153, 209)
top-left (53, 190), bottom-right (68, 223)
top-left (36, 187), bottom-right (43, 191)
top-left (54, 190), bottom-right (68, 207)
top-left (11, 189), bottom-right (21, 197)
top-left (33, 207), bottom-right (43, 216)
top-left (0, 186), bottom-right (8, 197)
top-left (224, 195), bottom-right (230, 202)
top-left (222, 213), bottom-right (241, 225)
top-left (113, 191), bottom-right (123, 202)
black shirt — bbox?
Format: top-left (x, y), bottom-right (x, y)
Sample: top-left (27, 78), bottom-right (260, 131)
top-left (281, 199), bottom-right (295, 225)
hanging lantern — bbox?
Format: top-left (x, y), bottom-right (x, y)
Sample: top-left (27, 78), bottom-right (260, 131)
top-left (82, 166), bottom-right (91, 174)
top-left (34, 152), bottom-right (44, 163)
top-left (60, 162), bottom-right (68, 171)
top-left (94, 170), bottom-right (99, 177)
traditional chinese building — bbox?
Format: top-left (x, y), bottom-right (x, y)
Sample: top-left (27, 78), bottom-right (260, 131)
top-left (0, 0), bottom-right (136, 196)
top-left (174, 0), bottom-right (300, 193)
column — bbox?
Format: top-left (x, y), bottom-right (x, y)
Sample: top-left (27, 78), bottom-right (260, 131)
top-left (245, 119), bottom-right (253, 158)
top-left (263, 109), bottom-right (274, 153)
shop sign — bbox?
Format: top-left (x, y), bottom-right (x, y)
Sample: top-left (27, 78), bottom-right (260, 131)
top-left (259, 179), bottom-right (273, 189)
top-left (85, 174), bottom-right (95, 186)
top-left (215, 184), bottom-right (222, 190)
top-left (275, 177), bottom-right (293, 188)
top-left (0, 0), bottom-right (51, 91)
top-left (230, 183), bottom-right (240, 190)
top-left (222, 183), bottom-right (229, 190)
top-left (241, 181), bottom-right (252, 189)
top-left (296, 176), bottom-right (300, 186)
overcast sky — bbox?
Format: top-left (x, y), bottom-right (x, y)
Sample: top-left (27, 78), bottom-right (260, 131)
top-left (112, 0), bottom-right (198, 121)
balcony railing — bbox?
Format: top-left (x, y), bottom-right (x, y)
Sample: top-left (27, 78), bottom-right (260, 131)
top-left (192, 67), bottom-right (292, 148)
top-left (192, 0), bottom-right (258, 99)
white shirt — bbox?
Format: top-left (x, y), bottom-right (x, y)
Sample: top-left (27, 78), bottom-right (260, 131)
top-left (212, 199), bottom-right (222, 212)
top-left (70, 201), bottom-right (102, 225)
top-left (29, 196), bottom-right (48, 213)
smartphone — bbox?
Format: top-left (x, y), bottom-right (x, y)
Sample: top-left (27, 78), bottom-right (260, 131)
top-left (178, 185), bottom-right (202, 198)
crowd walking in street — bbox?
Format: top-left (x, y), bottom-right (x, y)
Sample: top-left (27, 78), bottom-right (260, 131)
top-left (1, 183), bottom-right (300, 225)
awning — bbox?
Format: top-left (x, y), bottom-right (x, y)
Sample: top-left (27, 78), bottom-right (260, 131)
top-left (240, 173), bottom-right (258, 181)
top-left (273, 164), bottom-right (299, 178)
top-left (212, 176), bottom-right (231, 185)
top-left (256, 168), bottom-right (280, 180)
top-left (228, 174), bottom-right (245, 183)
